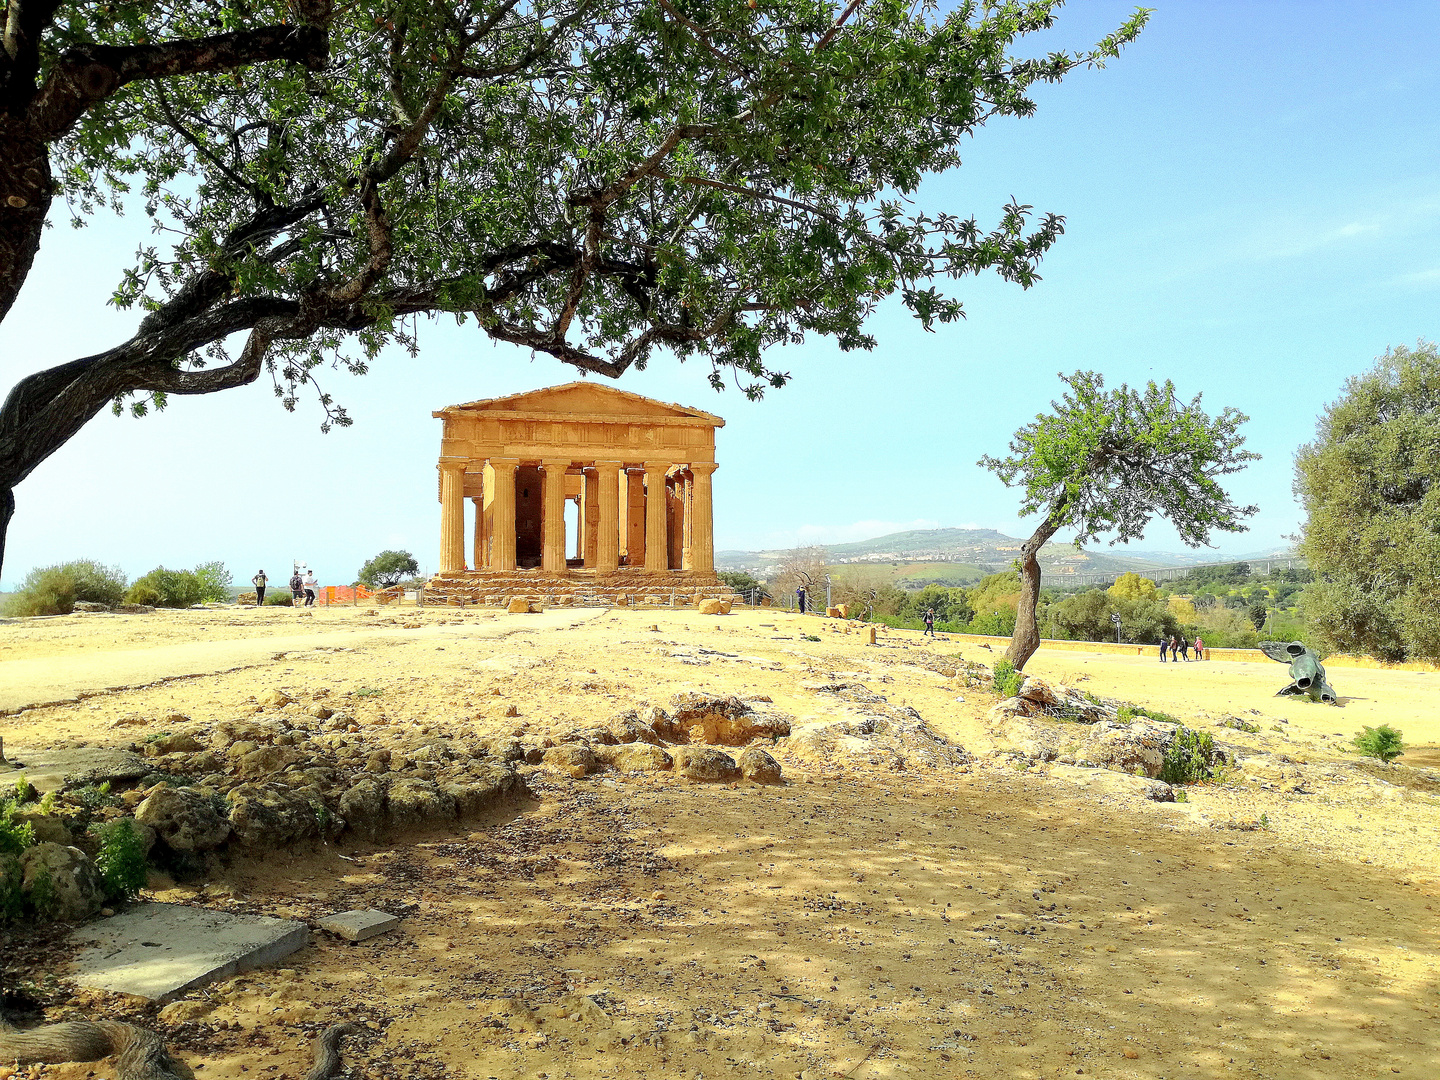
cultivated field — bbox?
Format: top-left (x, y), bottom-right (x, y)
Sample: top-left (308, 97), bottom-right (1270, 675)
top-left (1, 604), bottom-right (1436, 1080)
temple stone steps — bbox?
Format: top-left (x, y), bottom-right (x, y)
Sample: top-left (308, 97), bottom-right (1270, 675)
top-left (420, 570), bottom-right (739, 607)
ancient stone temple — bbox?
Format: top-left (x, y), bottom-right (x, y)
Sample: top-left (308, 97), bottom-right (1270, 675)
top-left (424, 382), bottom-right (737, 606)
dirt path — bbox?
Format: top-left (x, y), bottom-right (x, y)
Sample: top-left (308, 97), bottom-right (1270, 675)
top-left (2, 606), bottom-right (1437, 1080)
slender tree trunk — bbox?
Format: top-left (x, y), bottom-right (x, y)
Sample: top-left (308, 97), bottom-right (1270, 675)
top-left (0, 126), bottom-right (53, 324)
top-left (0, 485), bottom-right (13, 585)
top-left (1005, 510), bottom-right (1064, 670)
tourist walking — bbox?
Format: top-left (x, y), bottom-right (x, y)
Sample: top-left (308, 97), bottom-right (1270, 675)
top-left (1194, 634), bottom-right (1204, 660)
top-left (289, 569), bottom-right (304, 605)
top-left (797, 586), bottom-right (807, 614)
top-left (923, 608), bottom-right (936, 637)
top-left (1170, 635), bottom-right (1180, 662)
top-left (251, 569), bottom-right (267, 607)
top-left (1178, 635), bottom-right (1190, 661)
top-left (1159, 634), bottom-right (1168, 662)
top-left (303, 569), bottom-right (318, 607)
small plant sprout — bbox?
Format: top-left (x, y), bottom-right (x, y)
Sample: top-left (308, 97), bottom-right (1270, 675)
top-left (1351, 725), bottom-right (1404, 763)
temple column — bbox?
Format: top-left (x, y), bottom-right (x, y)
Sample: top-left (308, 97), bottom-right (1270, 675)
top-left (439, 458), bottom-right (467, 572)
top-left (594, 461), bottom-right (622, 571)
top-left (644, 461), bottom-right (670, 572)
top-left (471, 496), bottom-right (486, 569)
top-left (689, 462), bottom-right (717, 573)
top-left (681, 470), bottom-right (694, 570)
top-left (490, 457), bottom-right (519, 571)
top-left (541, 459), bottom-right (569, 573)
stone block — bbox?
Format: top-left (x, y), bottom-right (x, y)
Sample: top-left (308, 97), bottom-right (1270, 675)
top-left (318, 909), bottom-right (401, 942)
top-left (826, 607), bottom-right (841, 618)
top-left (698, 599), bottom-right (725, 615)
top-left (70, 903), bottom-right (308, 1001)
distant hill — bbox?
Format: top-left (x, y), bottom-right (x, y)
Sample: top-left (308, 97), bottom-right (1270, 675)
top-left (717, 527), bottom-right (1296, 582)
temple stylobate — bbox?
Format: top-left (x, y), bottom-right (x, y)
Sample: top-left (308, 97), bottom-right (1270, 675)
top-left (425, 382), bottom-right (736, 606)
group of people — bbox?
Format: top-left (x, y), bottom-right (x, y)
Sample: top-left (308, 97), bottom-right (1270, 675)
top-left (1160, 633), bottom-right (1204, 662)
top-left (250, 565), bottom-right (319, 607)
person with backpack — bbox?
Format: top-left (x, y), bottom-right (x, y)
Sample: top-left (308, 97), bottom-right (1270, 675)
top-left (1178, 635), bottom-right (1190, 662)
top-left (923, 608), bottom-right (936, 637)
top-left (289, 569), bottom-right (304, 605)
top-left (251, 570), bottom-right (267, 607)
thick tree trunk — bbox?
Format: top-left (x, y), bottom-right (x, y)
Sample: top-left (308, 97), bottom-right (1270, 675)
top-left (0, 123), bottom-right (53, 324)
top-left (1005, 516), bottom-right (1062, 671)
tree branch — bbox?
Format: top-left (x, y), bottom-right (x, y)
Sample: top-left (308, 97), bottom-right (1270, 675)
top-left (27, 24), bottom-right (328, 140)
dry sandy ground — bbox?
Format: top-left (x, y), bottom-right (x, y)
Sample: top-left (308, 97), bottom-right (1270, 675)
top-left (1, 605), bottom-right (1438, 1080)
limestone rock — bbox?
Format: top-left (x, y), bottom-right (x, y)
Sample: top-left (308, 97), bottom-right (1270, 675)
top-left (595, 743), bottom-right (673, 772)
top-left (672, 746), bottom-right (740, 781)
top-left (74, 601), bottom-right (110, 613)
top-left (608, 714), bottom-right (663, 745)
top-left (144, 733), bottom-right (202, 756)
top-left (1048, 763), bottom-right (1175, 802)
top-left (507, 597), bottom-right (541, 614)
top-left (158, 1000), bottom-right (216, 1024)
top-left (698, 599), bottom-right (725, 615)
top-left (237, 745), bottom-right (305, 778)
top-left (306, 704), bottom-right (334, 720)
top-left (668, 692), bottom-right (791, 746)
top-left (135, 786), bottom-right (231, 852)
top-left (20, 843), bottom-right (103, 922)
top-left (259, 690), bottom-right (293, 707)
top-left (737, 747), bottom-right (783, 784)
top-left (1018, 676), bottom-right (1060, 707)
top-left (13, 811), bottom-right (73, 846)
top-left (445, 765), bottom-right (527, 815)
top-left (543, 743), bottom-right (598, 778)
top-left (1083, 719), bottom-right (1179, 779)
top-left (386, 778), bottom-right (458, 829)
top-left (338, 778), bottom-right (387, 841)
top-left (227, 784), bottom-right (324, 849)
top-left (484, 737), bottom-right (525, 763)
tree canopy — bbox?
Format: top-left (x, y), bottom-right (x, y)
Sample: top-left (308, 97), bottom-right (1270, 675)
top-left (0, 0), bottom-right (1147, 577)
top-left (1294, 341), bottom-right (1440, 662)
top-left (358, 549), bottom-right (420, 588)
top-left (981, 371), bottom-right (1257, 667)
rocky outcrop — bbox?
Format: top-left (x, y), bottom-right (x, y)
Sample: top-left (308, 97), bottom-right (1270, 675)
top-left (543, 744), bottom-right (599, 778)
top-left (594, 743), bottom-right (674, 772)
top-left (672, 747), bottom-right (740, 781)
top-left (135, 786), bottom-right (231, 852)
top-left (387, 778), bottom-right (458, 828)
top-left (20, 844), bottom-right (103, 922)
top-left (667, 693), bottom-right (791, 746)
top-left (737, 747), bottom-right (783, 784)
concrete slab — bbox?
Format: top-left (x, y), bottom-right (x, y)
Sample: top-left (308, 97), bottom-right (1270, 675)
top-left (317, 909), bottom-right (401, 942)
top-left (69, 902), bottom-right (308, 1001)
top-left (0, 747), bottom-right (149, 794)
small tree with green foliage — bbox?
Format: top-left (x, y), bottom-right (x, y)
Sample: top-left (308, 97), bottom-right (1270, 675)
top-left (981, 371), bottom-right (1257, 668)
top-left (1295, 341), bottom-right (1440, 662)
top-left (193, 561), bottom-right (233, 603)
top-left (126, 566), bottom-right (206, 608)
top-left (358, 550), bottom-right (420, 589)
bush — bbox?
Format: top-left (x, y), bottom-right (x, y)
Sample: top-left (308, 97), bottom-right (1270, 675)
top-left (1160, 726), bottom-right (1215, 785)
top-left (94, 818), bottom-right (148, 902)
top-left (1351, 724), bottom-right (1404, 763)
top-left (265, 590), bottom-right (294, 606)
top-left (193, 561), bottom-right (233, 603)
top-left (127, 566), bottom-right (206, 608)
top-left (2, 559), bottom-right (128, 616)
top-left (0, 799), bottom-right (36, 857)
top-left (991, 658), bottom-right (1024, 699)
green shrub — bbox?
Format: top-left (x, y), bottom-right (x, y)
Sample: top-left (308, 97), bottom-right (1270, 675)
top-left (2, 559), bottom-right (128, 616)
top-left (1118, 703), bottom-right (1181, 726)
top-left (127, 567), bottom-right (206, 608)
top-left (95, 819), bottom-right (149, 902)
top-left (991, 659), bottom-right (1024, 699)
top-left (1160, 726), bottom-right (1215, 785)
top-left (1351, 724), bottom-right (1404, 763)
top-left (0, 800), bottom-right (36, 856)
top-left (265, 590), bottom-right (295, 606)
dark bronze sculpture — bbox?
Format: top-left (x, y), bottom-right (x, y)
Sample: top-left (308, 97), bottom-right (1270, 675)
top-left (1259, 641), bottom-right (1337, 704)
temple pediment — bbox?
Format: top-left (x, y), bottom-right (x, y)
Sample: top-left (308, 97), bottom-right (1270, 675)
top-left (435, 381), bottom-right (723, 426)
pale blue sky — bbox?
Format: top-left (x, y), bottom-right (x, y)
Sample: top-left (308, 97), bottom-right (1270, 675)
top-left (2, 2), bottom-right (1437, 587)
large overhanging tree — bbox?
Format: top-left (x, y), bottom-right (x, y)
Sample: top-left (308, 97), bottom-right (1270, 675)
top-left (0, 0), bottom-right (1148, 578)
top-left (980, 371), bottom-right (1258, 669)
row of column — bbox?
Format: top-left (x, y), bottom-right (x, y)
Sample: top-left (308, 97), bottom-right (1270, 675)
top-left (439, 458), bottom-right (715, 574)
